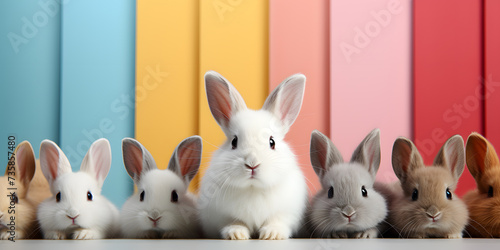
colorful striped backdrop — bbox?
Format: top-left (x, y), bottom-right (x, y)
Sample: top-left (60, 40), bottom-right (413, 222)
top-left (1, 0), bottom-right (497, 207)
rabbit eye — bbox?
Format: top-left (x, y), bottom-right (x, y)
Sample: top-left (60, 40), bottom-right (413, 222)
top-left (269, 136), bottom-right (275, 150)
top-left (328, 186), bottom-right (334, 199)
top-left (412, 189), bottom-right (418, 201)
top-left (140, 191), bottom-right (145, 202)
top-left (361, 186), bottom-right (368, 197)
top-left (56, 192), bottom-right (61, 202)
top-left (171, 190), bottom-right (178, 203)
top-left (446, 188), bottom-right (452, 200)
top-left (488, 186), bottom-right (494, 198)
top-left (12, 193), bottom-right (19, 204)
top-left (231, 136), bottom-right (238, 150)
top-left (87, 191), bottom-right (93, 201)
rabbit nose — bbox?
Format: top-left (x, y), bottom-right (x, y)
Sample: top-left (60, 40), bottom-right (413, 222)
top-left (245, 164), bottom-right (260, 170)
top-left (150, 210), bottom-right (160, 220)
top-left (341, 205), bottom-right (356, 218)
top-left (244, 152), bottom-right (259, 166)
top-left (66, 215), bottom-right (79, 220)
top-left (426, 206), bottom-right (441, 221)
top-left (426, 206), bottom-right (440, 216)
top-left (67, 208), bottom-right (79, 218)
top-left (149, 216), bottom-right (162, 222)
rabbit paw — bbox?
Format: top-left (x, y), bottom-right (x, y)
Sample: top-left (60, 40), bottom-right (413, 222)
top-left (410, 233), bottom-right (426, 239)
top-left (354, 228), bottom-right (378, 239)
top-left (141, 230), bottom-right (161, 239)
top-left (446, 233), bottom-right (462, 239)
top-left (162, 230), bottom-right (179, 239)
top-left (259, 224), bottom-right (290, 240)
top-left (0, 229), bottom-right (11, 240)
top-left (221, 224), bottom-right (250, 240)
top-left (44, 230), bottom-right (66, 240)
top-left (73, 229), bottom-right (102, 240)
top-left (331, 231), bottom-right (348, 238)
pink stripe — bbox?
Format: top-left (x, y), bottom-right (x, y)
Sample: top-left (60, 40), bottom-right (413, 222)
top-left (330, 0), bottom-right (412, 183)
top-left (270, 0), bottom-right (330, 194)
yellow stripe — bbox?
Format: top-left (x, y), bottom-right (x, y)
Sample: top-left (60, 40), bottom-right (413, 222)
top-left (136, 0), bottom-right (199, 192)
top-left (197, 0), bottom-right (269, 189)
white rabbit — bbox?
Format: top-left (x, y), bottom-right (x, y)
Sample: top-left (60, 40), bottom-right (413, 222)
top-left (37, 139), bottom-right (119, 239)
top-left (198, 71), bottom-right (308, 240)
top-left (307, 129), bottom-right (387, 238)
top-left (120, 136), bottom-right (202, 239)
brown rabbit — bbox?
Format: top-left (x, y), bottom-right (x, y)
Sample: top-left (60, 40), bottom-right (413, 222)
top-left (383, 135), bottom-right (468, 238)
top-left (463, 132), bottom-right (500, 238)
top-left (0, 141), bottom-right (50, 240)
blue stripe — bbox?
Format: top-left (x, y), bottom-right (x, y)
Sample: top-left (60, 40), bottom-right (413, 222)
top-left (59, 0), bottom-right (135, 207)
top-left (0, 0), bottom-right (61, 166)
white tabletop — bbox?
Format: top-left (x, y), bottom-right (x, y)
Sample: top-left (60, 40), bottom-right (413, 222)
top-left (1, 239), bottom-right (499, 250)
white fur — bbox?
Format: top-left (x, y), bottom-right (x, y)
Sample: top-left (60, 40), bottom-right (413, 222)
top-left (307, 129), bottom-right (387, 238)
top-left (199, 71), bottom-right (308, 240)
top-left (120, 170), bottom-right (199, 238)
top-left (37, 139), bottom-right (119, 239)
top-left (120, 137), bottom-right (202, 239)
top-left (37, 172), bottom-right (119, 239)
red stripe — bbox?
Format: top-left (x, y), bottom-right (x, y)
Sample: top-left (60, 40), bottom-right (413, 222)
top-left (485, 0), bottom-right (500, 150)
top-left (413, 0), bottom-right (482, 195)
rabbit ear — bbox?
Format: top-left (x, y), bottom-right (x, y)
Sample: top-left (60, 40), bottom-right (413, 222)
top-left (465, 132), bottom-right (499, 181)
top-left (9, 141), bottom-right (36, 188)
top-left (80, 138), bottom-right (111, 188)
top-left (40, 139), bottom-right (72, 186)
top-left (433, 135), bottom-right (465, 182)
top-left (263, 74), bottom-right (306, 133)
top-left (168, 136), bottom-right (202, 184)
top-left (350, 129), bottom-right (381, 178)
top-left (392, 137), bottom-right (424, 182)
top-left (310, 130), bottom-right (344, 178)
top-left (205, 71), bottom-right (247, 129)
top-left (122, 138), bottom-right (157, 183)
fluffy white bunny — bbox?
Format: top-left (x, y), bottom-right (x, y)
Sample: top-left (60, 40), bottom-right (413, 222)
top-left (198, 71), bottom-right (308, 240)
top-left (37, 139), bottom-right (119, 239)
top-left (120, 136), bottom-right (202, 239)
top-left (307, 129), bottom-right (387, 238)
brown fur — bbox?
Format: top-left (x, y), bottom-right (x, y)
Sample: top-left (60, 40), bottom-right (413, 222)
top-left (384, 136), bottom-right (468, 238)
top-left (464, 132), bottom-right (500, 237)
top-left (0, 142), bottom-right (50, 240)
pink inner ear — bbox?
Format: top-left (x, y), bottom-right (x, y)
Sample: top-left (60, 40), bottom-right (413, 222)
top-left (17, 146), bottom-right (27, 179)
top-left (207, 81), bottom-right (232, 126)
top-left (178, 143), bottom-right (200, 178)
top-left (279, 92), bottom-right (298, 124)
top-left (366, 143), bottom-right (375, 166)
top-left (446, 147), bottom-right (458, 171)
top-left (123, 143), bottom-right (143, 177)
top-left (16, 145), bottom-right (35, 183)
top-left (396, 140), bottom-right (412, 174)
top-left (281, 107), bottom-right (292, 124)
top-left (274, 80), bottom-right (304, 127)
top-left (94, 151), bottom-right (108, 180)
top-left (45, 145), bottom-right (60, 180)
top-left (313, 136), bottom-right (329, 170)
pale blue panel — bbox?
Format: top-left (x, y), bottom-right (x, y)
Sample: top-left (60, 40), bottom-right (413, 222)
top-left (60, 0), bottom-right (135, 207)
top-left (0, 0), bottom-right (61, 172)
